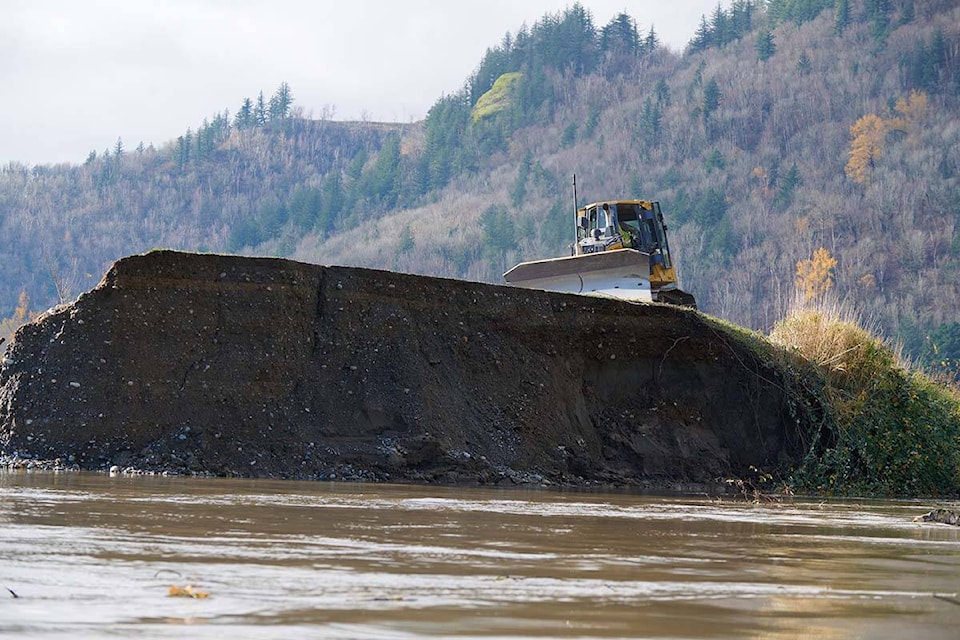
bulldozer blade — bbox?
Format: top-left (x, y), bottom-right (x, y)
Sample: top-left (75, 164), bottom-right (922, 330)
top-left (503, 249), bottom-right (654, 302)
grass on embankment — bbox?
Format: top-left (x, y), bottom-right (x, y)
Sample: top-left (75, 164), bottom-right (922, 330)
top-left (701, 299), bottom-right (960, 497)
top-left (766, 302), bottom-right (960, 498)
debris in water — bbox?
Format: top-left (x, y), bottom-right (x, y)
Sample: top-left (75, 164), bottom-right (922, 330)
top-left (168, 584), bottom-right (210, 599)
top-left (914, 509), bottom-right (960, 526)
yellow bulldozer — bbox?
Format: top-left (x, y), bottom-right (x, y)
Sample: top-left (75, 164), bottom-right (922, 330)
top-left (503, 199), bottom-right (696, 308)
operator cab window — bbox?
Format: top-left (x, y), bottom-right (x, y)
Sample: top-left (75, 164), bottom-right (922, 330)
top-left (616, 204), bottom-right (642, 235)
top-left (578, 206), bottom-right (599, 241)
top-left (597, 206), bottom-right (609, 231)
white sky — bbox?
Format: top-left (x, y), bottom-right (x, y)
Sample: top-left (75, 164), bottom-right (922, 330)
top-left (2, 1), bottom-right (725, 166)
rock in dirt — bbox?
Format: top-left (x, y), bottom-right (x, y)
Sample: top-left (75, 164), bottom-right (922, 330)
top-left (1, 250), bottom-right (816, 488)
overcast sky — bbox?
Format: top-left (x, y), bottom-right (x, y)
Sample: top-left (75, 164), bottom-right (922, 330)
top-left (3, 1), bottom-right (725, 166)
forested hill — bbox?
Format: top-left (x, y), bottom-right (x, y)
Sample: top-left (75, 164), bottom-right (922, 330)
top-left (1, 0), bottom-right (958, 373)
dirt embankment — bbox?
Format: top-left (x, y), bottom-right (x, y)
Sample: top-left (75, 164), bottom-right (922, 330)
top-left (0, 250), bottom-right (815, 488)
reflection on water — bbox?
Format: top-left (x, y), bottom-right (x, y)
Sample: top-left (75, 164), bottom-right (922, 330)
top-left (1, 472), bottom-right (958, 639)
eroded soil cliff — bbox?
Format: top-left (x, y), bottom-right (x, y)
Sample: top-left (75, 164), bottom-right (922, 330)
top-left (1, 250), bottom-right (815, 487)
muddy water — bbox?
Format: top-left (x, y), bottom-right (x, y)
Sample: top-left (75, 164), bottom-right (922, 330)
top-left (1, 473), bottom-right (958, 639)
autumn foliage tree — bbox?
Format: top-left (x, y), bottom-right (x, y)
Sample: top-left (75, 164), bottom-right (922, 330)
top-left (0, 290), bottom-right (36, 343)
top-left (844, 114), bottom-right (889, 185)
top-left (845, 90), bottom-right (929, 184)
top-left (888, 89), bottom-right (928, 135)
top-left (796, 247), bottom-right (837, 301)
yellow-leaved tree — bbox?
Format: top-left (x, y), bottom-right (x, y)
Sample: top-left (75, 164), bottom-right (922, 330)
top-left (845, 90), bottom-right (929, 185)
top-left (0, 290), bottom-right (36, 344)
top-left (889, 89), bottom-right (929, 134)
top-left (796, 247), bottom-right (837, 301)
top-left (844, 114), bottom-right (889, 185)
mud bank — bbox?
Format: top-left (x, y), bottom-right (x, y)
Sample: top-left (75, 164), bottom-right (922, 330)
top-left (1, 251), bottom-right (815, 487)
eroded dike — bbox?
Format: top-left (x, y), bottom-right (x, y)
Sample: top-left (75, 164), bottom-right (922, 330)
top-left (0, 250), bottom-right (816, 487)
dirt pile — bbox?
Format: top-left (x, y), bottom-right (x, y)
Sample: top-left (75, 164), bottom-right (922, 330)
top-left (1, 250), bottom-right (813, 487)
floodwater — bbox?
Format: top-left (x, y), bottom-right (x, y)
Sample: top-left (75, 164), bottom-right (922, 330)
top-left (1, 473), bottom-right (958, 639)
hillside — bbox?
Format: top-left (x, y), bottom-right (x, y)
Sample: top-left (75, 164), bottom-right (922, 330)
top-left (1, 0), bottom-right (958, 374)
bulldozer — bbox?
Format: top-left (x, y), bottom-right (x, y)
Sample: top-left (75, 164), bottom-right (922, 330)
top-left (503, 199), bottom-right (697, 308)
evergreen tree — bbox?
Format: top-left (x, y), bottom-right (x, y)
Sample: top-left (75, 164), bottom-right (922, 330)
top-left (365, 134), bottom-right (401, 206)
top-left (694, 60), bottom-right (705, 87)
top-left (288, 186), bottom-right (321, 230)
top-left (195, 118), bottom-right (215, 161)
top-left (510, 25), bottom-right (531, 70)
top-left (688, 1), bottom-right (756, 52)
top-left (689, 15), bottom-right (712, 53)
top-left (582, 106), bottom-right (600, 139)
top-left (257, 199), bottom-right (287, 238)
top-left (768, 0), bottom-right (833, 25)
top-left (516, 62), bottom-right (552, 123)
top-left (730, 0), bottom-right (755, 34)
top-left (255, 91), bottom-right (267, 126)
top-left (929, 30), bottom-right (947, 88)
top-left (654, 78), bottom-right (671, 106)
top-left (705, 148), bottom-right (725, 172)
top-left (175, 130), bottom-right (192, 169)
top-left (511, 151), bottom-right (532, 207)
top-left (600, 13), bottom-right (638, 58)
top-left (899, 0), bottom-right (915, 26)
top-left (539, 199), bottom-right (569, 250)
top-left (835, 0), bottom-right (851, 36)
top-left (268, 82), bottom-right (293, 121)
top-left (235, 98), bottom-right (255, 130)
top-left (645, 26), bottom-right (659, 52)
top-left (702, 78), bottom-right (721, 121)
top-left (422, 92), bottom-right (471, 190)
top-left (640, 97), bottom-right (663, 147)
top-left (774, 162), bottom-right (802, 210)
top-left (318, 172), bottom-right (344, 232)
top-left (864, 0), bottom-right (893, 41)
top-left (479, 204), bottom-right (518, 264)
top-left (692, 187), bottom-right (728, 228)
top-left (211, 110), bottom-right (231, 145)
top-left (397, 225), bottom-right (415, 255)
top-left (538, 3), bottom-right (598, 75)
top-left (710, 3), bottom-right (728, 47)
top-left (756, 29), bottom-right (776, 61)
top-left (470, 43), bottom-right (511, 105)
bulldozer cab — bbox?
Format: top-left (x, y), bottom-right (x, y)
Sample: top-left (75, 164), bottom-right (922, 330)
top-left (575, 200), bottom-right (672, 268)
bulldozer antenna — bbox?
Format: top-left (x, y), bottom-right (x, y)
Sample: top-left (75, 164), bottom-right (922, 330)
top-left (572, 174), bottom-right (578, 214)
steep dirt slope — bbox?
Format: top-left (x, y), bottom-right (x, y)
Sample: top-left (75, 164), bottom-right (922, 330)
top-left (0, 250), bottom-right (814, 487)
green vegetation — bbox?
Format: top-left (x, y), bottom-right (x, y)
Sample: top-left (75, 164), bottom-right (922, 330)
top-left (755, 28), bottom-right (776, 61)
top-left (688, 1), bottom-right (759, 53)
top-left (767, 0), bottom-right (836, 26)
top-left (471, 72), bottom-right (522, 122)
top-left (704, 293), bottom-right (960, 498)
top-left (769, 303), bottom-right (960, 497)
top-left (919, 321), bottom-right (960, 384)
